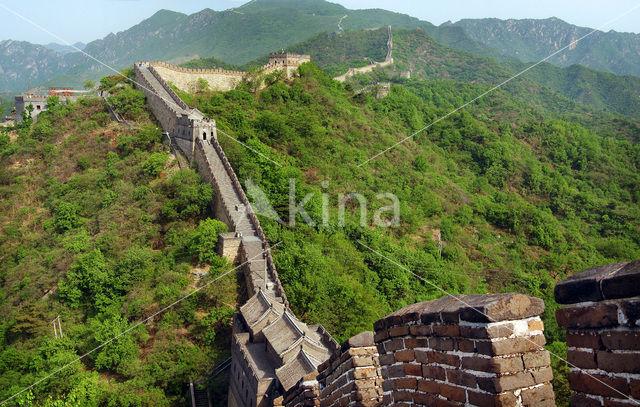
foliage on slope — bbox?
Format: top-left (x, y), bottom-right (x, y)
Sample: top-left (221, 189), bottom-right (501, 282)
top-left (0, 82), bottom-right (235, 405)
top-left (178, 64), bottom-right (639, 404)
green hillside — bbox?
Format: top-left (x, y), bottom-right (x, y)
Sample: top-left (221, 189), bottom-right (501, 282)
top-left (176, 64), bottom-right (640, 404)
top-left (0, 81), bottom-right (236, 405)
top-left (241, 28), bottom-right (640, 121)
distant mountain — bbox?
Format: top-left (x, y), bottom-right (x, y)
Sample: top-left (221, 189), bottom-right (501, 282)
top-left (43, 42), bottom-right (86, 54)
top-left (0, 0), bottom-right (497, 91)
top-left (453, 17), bottom-right (640, 77)
top-left (0, 40), bottom-right (87, 92)
top-left (255, 27), bottom-right (640, 120)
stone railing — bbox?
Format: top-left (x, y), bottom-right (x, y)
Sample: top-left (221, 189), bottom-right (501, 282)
top-left (555, 260), bottom-right (640, 406)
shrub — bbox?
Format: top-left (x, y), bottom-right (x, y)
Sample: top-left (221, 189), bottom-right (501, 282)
top-left (54, 202), bottom-right (79, 232)
top-left (161, 170), bottom-right (213, 220)
top-left (142, 152), bottom-right (170, 177)
top-left (188, 219), bottom-right (228, 265)
top-left (107, 87), bottom-right (146, 120)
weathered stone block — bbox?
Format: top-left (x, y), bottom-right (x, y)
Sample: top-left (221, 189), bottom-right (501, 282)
top-left (457, 293), bottom-right (545, 323)
top-left (531, 366), bottom-right (554, 384)
top-left (601, 260), bottom-right (640, 300)
top-left (432, 351), bottom-right (460, 367)
top-left (521, 383), bottom-right (555, 405)
top-left (566, 331), bottom-right (603, 349)
top-left (440, 383), bottom-right (466, 402)
top-left (417, 379), bottom-right (439, 394)
top-left (467, 390), bottom-right (517, 407)
top-left (476, 335), bottom-right (546, 356)
top-left (389, 325), bottom-right (409, 338)
top-left (404, 337), bottom-right (429, 349)
top-left (597, 351), bottom-right (640, 373)
top-left (433, 324), bottom-right (461, 337)
top-left (409, 324), bottom-right (432, 336)
top-left (394, 349), bottom-right (415, 363)
top-left (347, 331), bottom-right (375, 348)
top-left (422, 364), bottom-right (446, 380)
top-left (445, 368), bottom-right (477, 388)
top-left (523, 350), bottom-right (552, 369)
top-left (461, 355), bottom-right (523, 374)
top-left (457, 338), bottom-right (476, 353)
top-left (554, 262), bottom-right (627, 304)
top-left (601, 330), bottom-right (640, 350)
top-left (477, 371), bottom-right (535, 393)
top-left (430, 337), bottom-right (455, 351)
top-left (566, 349), bottom-right (597, 369)
top-left (403, 363), bottom-right (421, 376)
top-left (569, 392), bottom-right (602, 407)
top-left (568, 371), bottom-right (629, 398)
top-left (459, 323), bottom-right (514, 339)
top-left (556, 302), bottom-right (619, 329)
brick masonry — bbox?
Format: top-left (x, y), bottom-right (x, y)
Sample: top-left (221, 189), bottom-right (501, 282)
top-left (275, 331), bottom-right (383, 407)
top-left (373, 293), bottom-right (555, 406)
top-left (555, 260), bottom-right (640, 406)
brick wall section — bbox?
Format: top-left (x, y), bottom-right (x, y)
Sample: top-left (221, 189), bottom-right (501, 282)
top-left (274, 372), bottom-right (321, 407)
top-left (555, 260), bottom-right (640, 406)
top-left (373, 294), bottom-right (555, 406)
top-left (314, 331), bottom-right (384, 407)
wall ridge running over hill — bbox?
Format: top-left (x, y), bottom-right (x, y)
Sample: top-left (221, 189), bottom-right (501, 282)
top-left (133, 57), bottom-right (341, 407)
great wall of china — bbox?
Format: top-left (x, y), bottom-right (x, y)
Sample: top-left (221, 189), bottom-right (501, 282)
top-left (132, 53), bottom-right (640, 407)
top-left (334, 26), bottom-right (394, 83)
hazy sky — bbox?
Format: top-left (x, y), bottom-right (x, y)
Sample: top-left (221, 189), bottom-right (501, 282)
top-left (1, 0), bottom-right (639, 45)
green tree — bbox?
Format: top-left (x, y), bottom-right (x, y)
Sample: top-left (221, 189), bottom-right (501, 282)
top-left (188, 219), bottom-right (228, 265)
top-left (89, 315), bottom-right (139, 373)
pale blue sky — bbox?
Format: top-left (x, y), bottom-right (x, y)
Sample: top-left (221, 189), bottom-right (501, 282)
top-left (1, 0), bottom-right (639, 45)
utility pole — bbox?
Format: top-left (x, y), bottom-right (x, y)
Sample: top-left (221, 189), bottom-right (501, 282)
top-left (51, 315), bottom-right (63, 339)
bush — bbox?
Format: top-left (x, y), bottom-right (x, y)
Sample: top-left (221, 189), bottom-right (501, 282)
top-left (108, 87), bottom-right (146, 120)
top-left (54, 202), bottom-right (79, 232)
top-left (188, 219), bottom-right (228, 265)
top-left (161, 170), bottom-right (213, 220)
top-left (142, 152), bottom-right (170, 177)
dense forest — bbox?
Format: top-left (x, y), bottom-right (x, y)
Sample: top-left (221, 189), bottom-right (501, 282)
top-left (0, 77), bottom-right (235, 405)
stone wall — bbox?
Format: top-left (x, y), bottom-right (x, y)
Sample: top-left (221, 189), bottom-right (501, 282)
top-left (316, 331), bottom-right (383, 407)
top-left (374, 293), bottom-right (555, 406)
top-left (278, 293), bottom-right (555, 407)
top-left (145, 53), bottom-right (310, 94)
top-left (334, 26), bottom-right (393, 83)
top-left (152, 62), bottom-right (244, 93)
top-left (555, 261), bottom-right (640, 406)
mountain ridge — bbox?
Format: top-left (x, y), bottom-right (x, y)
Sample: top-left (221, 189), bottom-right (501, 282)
top-left (454, 17), bottom-right (640, 77)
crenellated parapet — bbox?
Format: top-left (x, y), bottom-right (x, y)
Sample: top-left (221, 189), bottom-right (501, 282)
top-left (139, 52), bottom-right (310, 94)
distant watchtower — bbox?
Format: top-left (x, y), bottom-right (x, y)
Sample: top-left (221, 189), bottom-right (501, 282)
top-left (265, 52), bottom-right (311, 78)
